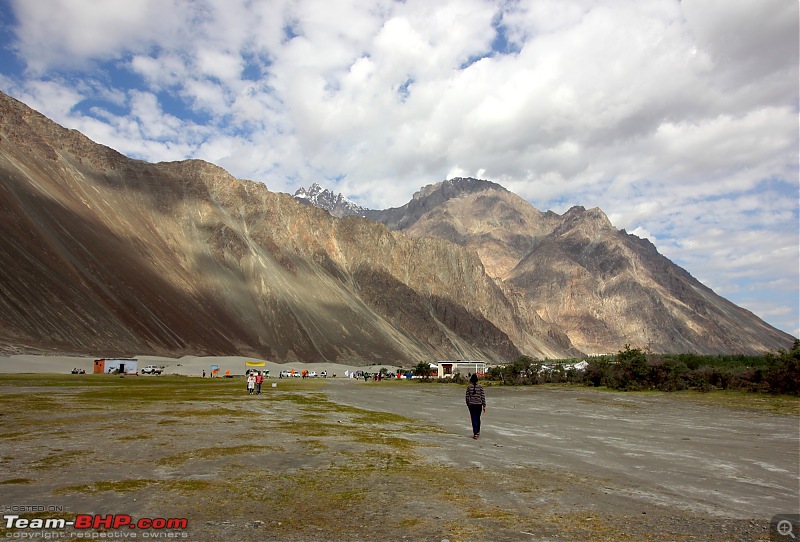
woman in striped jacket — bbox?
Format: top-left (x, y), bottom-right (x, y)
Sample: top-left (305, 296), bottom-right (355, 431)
top-left (465, 373), bottom-right (486, 439)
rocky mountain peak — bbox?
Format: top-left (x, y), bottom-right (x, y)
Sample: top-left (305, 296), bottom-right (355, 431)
top-left (294, 183), bottom-right (368, 218)
top-left (553, 206), bottom-right (615, 238)
top-left (362, 177), bottom-right (511, 231)
top-left (412, 177), bottom-right (507, 201)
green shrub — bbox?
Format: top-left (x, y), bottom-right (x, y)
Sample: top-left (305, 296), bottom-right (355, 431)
top-left (763, 339), bottom-right (800, 395)
top-left (488, 339), bottom-right (800, 395)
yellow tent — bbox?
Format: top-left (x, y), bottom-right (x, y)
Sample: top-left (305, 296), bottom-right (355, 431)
top-left (245, 360), bottom-right (269, 377)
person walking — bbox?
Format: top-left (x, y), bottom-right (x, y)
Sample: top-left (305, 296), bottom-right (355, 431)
top-left (247, 372), bottom-right (256, 395)
top-left (255, 371), bottom-right (264, 395)
top-left (465, 373), bottom-right (486, 439)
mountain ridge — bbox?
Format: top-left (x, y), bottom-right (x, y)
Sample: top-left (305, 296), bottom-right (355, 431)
top-left (309, 179), bottom-right (793, 355)
top-left (0, 91), bottom-right (580, 362)
top-left (0, 91), bottom-right (793, 360)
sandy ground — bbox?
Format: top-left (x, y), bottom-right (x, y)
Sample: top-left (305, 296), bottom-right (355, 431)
top-left (0, 354), bottom-right (400, 378)
top-left (1, 357), bottom-right (798, 541)
top-left (326, 382), bottom-right (800, 519)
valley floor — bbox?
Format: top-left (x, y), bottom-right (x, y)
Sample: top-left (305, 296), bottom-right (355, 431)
top-left (1, 374), bottom-right (797, 541)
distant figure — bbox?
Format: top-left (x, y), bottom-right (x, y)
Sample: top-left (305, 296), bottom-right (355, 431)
top-left (202, 370), bottom-right (206, 378)
top-left (255, 371), bottom-right (264, 395)
top-left (247, 373), bottom-right (256, 395)
top-left (465, 373), bottom-right (486, 439)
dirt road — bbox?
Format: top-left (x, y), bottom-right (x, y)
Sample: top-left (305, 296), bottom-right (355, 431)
top-left (326, 381), bottom-right (800, 519)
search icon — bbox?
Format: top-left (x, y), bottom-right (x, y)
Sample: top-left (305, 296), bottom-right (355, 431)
top-left (778, 520), bottom-right (796, 539)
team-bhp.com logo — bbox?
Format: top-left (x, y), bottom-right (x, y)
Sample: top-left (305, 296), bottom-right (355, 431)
top-left (4, 514), bottom-right (188, 538)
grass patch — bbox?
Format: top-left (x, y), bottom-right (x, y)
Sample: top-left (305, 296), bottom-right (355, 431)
top-left (678, 389), bottom-right (800, 415)
top-left (30, 450), bottom-right (86, 471)
top-left (270, 391), bottom-right (330, 406)
top-left (58, 479), bottom-right (156, 494)
top-left (158, 406), bottom-right (245, 418)
top-left (352, 434), bottom-right (416, 450)
top-left (116, 434), bottom-right (151, 441)
top-left (0, 392), bottom-right (63, 411)
top-left (0, 431), bottom-right (29, 439)
top-left (274, 419), bottom-right (342, 437)
top-left (160, 479), bottom-right (217, 493)
top-left (0, 478), bottom-right (32, 484)
top-left (576, 396), bottom-right (640, 408)
top-left (350, 409), bottom-right (415, 424)
top-left (57, 478), bottom-right (216, 495)
top-left (157, 444), bottom-right (276, 467)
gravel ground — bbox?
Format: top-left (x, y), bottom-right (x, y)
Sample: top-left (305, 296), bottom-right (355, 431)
top-left (1, 375), bottom-right (797, 541)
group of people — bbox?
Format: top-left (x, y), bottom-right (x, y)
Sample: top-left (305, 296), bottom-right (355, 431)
top-left (246, 371), bottom-right (266, 395)
top-left (342, 370), bottom-right (404, 381)
top-left (246, 365), bottom-right (487, 439)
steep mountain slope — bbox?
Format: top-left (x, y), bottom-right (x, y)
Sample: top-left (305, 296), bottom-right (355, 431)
top-left (507, 206), bottom-right (793, 354)
top-left (365, 178), bottom-right (795, 355)
top-left (0, 92), bottom-right (578, 362)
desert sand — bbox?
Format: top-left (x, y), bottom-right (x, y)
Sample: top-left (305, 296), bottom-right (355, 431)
top-left (0, 353), bottom-right (401, 377)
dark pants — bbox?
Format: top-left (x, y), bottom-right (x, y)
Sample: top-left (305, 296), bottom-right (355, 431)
top-left (468, 404), bottom-right (483, 436)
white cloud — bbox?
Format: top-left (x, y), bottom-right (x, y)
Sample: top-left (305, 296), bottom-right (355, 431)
top-left (130, 53), bottom-right (190, 89)
top-left (2, 0), bottom-right (797, 335)
top-left (11, 0), bottom-right (189, 73)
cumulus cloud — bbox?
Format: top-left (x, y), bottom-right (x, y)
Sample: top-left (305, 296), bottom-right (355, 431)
top-left (2, 0), bottom-right (797, 334)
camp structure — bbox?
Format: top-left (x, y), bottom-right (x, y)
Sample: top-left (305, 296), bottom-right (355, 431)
top-left (245, 360), bottom-right (269, 376)
top-left (93, 358), bottom-right (138, 375)
top-left (436, 360), bottom-right (486, 378)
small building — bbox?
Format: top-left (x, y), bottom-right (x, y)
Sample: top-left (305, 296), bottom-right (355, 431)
top-left (93, 358), bottom-right (138, 375)
top-left (436, 360), bottom-right (486, 378)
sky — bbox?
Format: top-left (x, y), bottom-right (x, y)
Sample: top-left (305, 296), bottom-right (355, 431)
top-left (0, 0), bottom-right (798, 337)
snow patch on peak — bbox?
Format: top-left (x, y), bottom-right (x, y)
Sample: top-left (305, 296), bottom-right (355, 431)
top-left (293, 183), bottom-right (368, 218)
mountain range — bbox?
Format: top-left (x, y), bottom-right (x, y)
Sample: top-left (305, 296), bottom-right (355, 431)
top-left (0, 91), bottom-right (793, 363)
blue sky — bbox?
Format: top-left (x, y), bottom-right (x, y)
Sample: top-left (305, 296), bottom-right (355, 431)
top-left (0, 0), bottom-right (798, 337)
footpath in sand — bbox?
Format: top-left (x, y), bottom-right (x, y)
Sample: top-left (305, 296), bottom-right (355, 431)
top-left (1, 373), bottom-right (797, 541)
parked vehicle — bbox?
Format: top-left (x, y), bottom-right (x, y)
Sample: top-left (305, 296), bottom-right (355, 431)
top-left (141, 365), bottom-right (163, 375)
